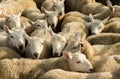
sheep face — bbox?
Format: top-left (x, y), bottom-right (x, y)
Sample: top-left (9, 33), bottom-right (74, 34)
top-left (89, 20), bottom-right (105, 35)
top-left (41, 7), bottom-right (58, 29)
top-left (63, 52), bottom-right (93, 72)
top-left (52, 0), bottom-right (65, 17)
top-left (63, 32), bottom-right (81, 53)
top-left (5, 13), bottom-right (21, 29)
top-left (28, 20), bottom-right (48, 29)
top-left (3, 25), bottom-right (25, 51)
top-left (51, 34), bottom-right (66, 56)
top-left (25, 36), bottom-right (44, 59)
top-left (88, 14), bottom-right (109, 35)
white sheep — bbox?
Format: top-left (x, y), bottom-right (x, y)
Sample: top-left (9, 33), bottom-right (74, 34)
top-left (39, 69), bottom-right (119, 79)
top-left (0, 0), bottom-right (37, 17)
top-left (22, 7), bottom-right (58, 32)
top-left (63, 32), bottom-right (94, 60)
top-left (24, 27), bottom-right (52, 59)
top-left (0, 25), bottom-right (26, 55)
top-left (48, 26), bottom-right (69, 56)
top-left (0, 51), bottom-right (93, 79)
top-left (87, 33), bottom-right (120, 45)
top-left (41, 0), bottom-right (65, 20)
top-left (0, 47), bottom-right (21, 59)
top-left (88, 13), bottom-right (109, 35)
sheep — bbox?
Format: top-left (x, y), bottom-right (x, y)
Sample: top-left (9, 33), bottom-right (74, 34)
top-left (0, 52), bottom-right (93, 79)
top-left (101, 17), bottom-right (120, 33)
top-left (22, 7), bottom-right (58, 32)
top-left (92, 42), bottom-right (120, 56)
top-left (0, 0), bottom-right (37, 17)
top-left (48, 26), bottom-right (69, 57)
top-left (106, 0), bottom-right (120, 18)
top-left (64, 0), bottom-right (95, 13)
top-left (87, 33), bottom-right (120, 45)
top-left (81, 1), bottom-right (111, 20)
top-left (88, 13), bottom-right (110, 35)
top-left (24, 26), bottom-right (52, 59)
top-left (63, 32), bottom-right (94, 61)
top-left (4, 12), bottom-right (22, 29)
top-left (41, 0), bottom-right (65, 20)
top-left (0, 25), bottom-right (26, 55)
top-left (39, 69), bottom-right (120, 79)
top-left (0, 47), bottom-right (21, 59)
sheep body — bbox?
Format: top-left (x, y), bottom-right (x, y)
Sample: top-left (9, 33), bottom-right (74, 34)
top-left (87, 33), bottom-right (120, 45)
top-left (0, 52), bottom-right (93, 79)
top-left (0, 0), bottom-right (37, 17)
top-left (92, 42), bottom-right (120, 56)
top-left (0, 47), bottom-right (21, 59)
top-left (39, 69), bottom-right (119, 79)
top-left (91, 55), bottom-right (120, 72)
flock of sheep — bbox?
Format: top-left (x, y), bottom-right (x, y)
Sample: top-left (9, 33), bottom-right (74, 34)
top-left (0, 0), bottom-right (120, 79)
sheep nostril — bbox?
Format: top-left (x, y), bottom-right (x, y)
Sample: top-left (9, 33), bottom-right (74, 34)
top-left (59, 12), bottom-right (62, 16)
top-left (89, 68), bottom-right (93, 72)
top-left (34, 53), bottom-right (39, 58)
top-left (53, 53), bottom-right (59, 57)
top-left (19, 45), bottom-right (23, 50)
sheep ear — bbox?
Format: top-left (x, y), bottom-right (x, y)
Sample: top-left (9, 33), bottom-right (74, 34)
top-left (21, 23), bottom-right (26, 30)
top-left (74, 32), bottom-right (81, 40)
top-left (3, 25), bottom-right (11, 34)
top-left (89, 13), bottom-right (94, 22)
top-left (41, 7), bottom-right (48, 14)
top-left (24, 33), bottom-right (31, 41)
top-left (63, 51), bottom-right (73, 60)
top-left (106, 0), bottom-right (115, 13)
top-left (28, 20), bottom-right (35, 26)
top-left (101, 16), bottom-right (109, 24)
top-left (48, 26), bottom-right (55, 36)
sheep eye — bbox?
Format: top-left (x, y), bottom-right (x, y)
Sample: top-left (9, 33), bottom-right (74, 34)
top-left (76, 61), bottom-right (81, 64)
top-left (37, 24), bottom-right (40, 27)
top-left (46, 15), bottom-right (49, 18)
top-left (10, 36), bottom-right (14, 38)
top-left (72, 46), bottom-right (77, 50)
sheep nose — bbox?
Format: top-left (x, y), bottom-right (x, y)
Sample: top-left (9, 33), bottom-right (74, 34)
top-left (53, 53), bottom-right (59, 57)
top-left (89, 68), bottom-right (93, 72)
top-left (34, 53), bottom-right (39, 58)
top-left (19, 45), bottom-right (23, 50)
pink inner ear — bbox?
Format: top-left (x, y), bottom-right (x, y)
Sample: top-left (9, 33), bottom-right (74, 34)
top-left (3, 25), bottom-right (10, 34)
top-left (63, 51), bottom-right (72, 60)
